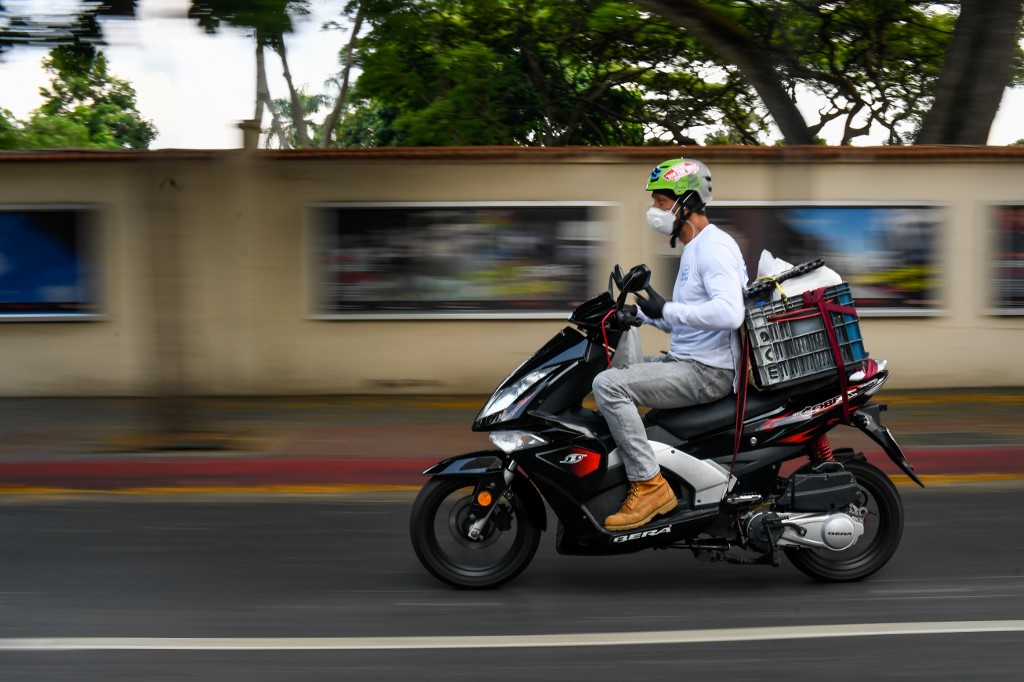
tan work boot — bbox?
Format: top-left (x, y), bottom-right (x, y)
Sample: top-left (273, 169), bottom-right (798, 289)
top-left (604, 472), bottom-right (678, 531)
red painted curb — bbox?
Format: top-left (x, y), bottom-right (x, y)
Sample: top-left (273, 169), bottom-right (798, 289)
top-left (0, 446), bottom-right (1021, 490)
top-left (880, 447), bottom-right (1024, 475)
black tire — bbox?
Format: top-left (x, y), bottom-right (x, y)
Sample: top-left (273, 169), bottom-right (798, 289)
top-left (784, 460), bottom-right (904, 582)
top-left (410, 477), bottom-right (541, 589)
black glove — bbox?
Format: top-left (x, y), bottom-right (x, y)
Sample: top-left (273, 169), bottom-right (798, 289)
top-left (635, 285), bottom-right (666, 319)
top-left (616, 304), bottom-right (642, 327)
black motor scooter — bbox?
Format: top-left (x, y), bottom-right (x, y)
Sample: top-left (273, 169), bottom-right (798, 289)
top-left (409, 264), bottom-right (922, 589)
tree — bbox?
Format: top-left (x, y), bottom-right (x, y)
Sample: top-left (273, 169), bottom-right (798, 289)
top-left (37, 46), bottom-right (156, 149)
top-left (318, 1), bottom-right (366, 147)
top-left (189, 0), bottom-right (313, 148)
top-left (633, 0), bottom-right (816, 144)
top-left (344, 0), bottom-right (763, 146)
top-left (917, 0), bottom-right (1024, 144)
top-left (0, 45), bottom-right (156, 150)
top-left (266, 86), bottom-right (332, 147)
top-left (341, 0), bottom-right (1024, 147)
top-left (633, 0), bottom-right (1024, 145)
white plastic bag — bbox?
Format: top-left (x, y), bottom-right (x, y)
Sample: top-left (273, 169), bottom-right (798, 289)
top-left (756, 250), bottom-right (842, 300)
top-left (612, 327), bottom-right (643, 368)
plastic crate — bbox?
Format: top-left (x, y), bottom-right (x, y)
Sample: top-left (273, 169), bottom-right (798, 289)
top-left (745, 283), bottom-right (867, 389)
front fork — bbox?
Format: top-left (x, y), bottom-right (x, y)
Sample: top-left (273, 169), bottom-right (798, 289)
top-left (466, 458), bottom-right (518, 540)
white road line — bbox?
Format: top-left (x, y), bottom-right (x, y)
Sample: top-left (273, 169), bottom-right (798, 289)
top-left (2, 621), bottom-right (1024, 651)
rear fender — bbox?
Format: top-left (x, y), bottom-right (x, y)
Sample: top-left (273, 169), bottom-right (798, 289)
top-left (853, 403), bottom-right (925, 488)
top-left (422, 450), bottom-right (547, 531)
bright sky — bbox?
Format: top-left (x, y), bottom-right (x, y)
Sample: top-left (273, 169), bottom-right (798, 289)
top-left (1, 0), bottom-right (1023, 149)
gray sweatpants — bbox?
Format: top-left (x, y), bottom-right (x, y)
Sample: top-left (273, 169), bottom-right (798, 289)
top-left (592, 356), bottom-right (734, 481)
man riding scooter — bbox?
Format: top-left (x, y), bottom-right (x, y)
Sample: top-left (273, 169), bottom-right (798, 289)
top-left (593, 157), bottom-right (749, 531)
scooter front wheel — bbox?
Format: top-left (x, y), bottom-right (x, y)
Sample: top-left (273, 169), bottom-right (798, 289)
top-left (410, 477), bottom-right (540, 589)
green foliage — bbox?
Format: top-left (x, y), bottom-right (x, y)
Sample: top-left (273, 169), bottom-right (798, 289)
top-left (345, 0), bottom-right (758, 146)
top-left (0, 108), bottom-right (20, 148)
top-left (1, 107), bottom-right (92, 150)
top-left (17, 115), bottom-right (96, 149)
top-left (38, 46), bottom-right (157, 149)
top-left (0, 46), bottom-right (154, 150)
top-left (0, 46), bottom-right (155, 150)
top-left (333, 101), bottom-right (406, 147)
top-left (266, 87), bottom-right (332, 147)
top-left (342, 0), bottom-right (1022, 146)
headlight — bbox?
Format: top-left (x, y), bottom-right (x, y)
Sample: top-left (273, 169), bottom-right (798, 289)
top-left (479, 366), bottom-right (556, 419)
top-left (489, 431), bottom-right (549, 454)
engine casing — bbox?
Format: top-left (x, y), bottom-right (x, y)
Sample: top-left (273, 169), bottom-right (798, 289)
top-left (776, 512), bottom-right (864, 551)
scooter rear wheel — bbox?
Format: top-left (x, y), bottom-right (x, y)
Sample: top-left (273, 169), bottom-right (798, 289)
top-left (410, 477), bottom-right (541, 589)
top-left (784, 460), bottom-right (904, 582)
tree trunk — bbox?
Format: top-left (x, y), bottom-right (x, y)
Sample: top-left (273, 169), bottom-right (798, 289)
top-left (321, 3), bottom-right (366, 148)
top-left (254, 42), bottom-right (270, 144)
top-left (917, 0), bottom-right (1024, 144)
top-left (276, 38), bottom-right (311, 148)
top-left (633, 0), bottom-right (816, 144)
top-left (263, 91), bottom-right (291, 149)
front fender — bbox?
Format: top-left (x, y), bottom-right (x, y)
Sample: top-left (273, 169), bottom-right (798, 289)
top-left (421, 450), bottom-right (547, 532)
top-left (422, 450), bottom-right (505, 477)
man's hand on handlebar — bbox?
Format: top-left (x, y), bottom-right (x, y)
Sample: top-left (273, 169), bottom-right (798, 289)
top-left (615, 304), bottom-right (643, 327)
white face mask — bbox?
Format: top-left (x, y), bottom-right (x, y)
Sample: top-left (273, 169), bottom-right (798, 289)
top-left (646, 200), bottom-right (678, 235)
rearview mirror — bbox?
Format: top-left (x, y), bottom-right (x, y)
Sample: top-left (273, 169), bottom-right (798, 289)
top-left (616, 264), bottom-right (651, 308)
top-left (608, 264), bottom-right (625, 297)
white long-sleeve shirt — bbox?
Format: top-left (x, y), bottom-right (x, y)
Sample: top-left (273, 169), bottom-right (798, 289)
top-left (641, 223), bottom-right (749, 380)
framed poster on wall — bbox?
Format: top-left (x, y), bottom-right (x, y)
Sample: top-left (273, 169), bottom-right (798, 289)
top-left (990, 204), bottom-right (1024, 314)
top-left (653, 203), bottom-right (943, 316)
top-left (309, 202), bottom-right (609, 319)
top-left (0, 205), bottom-right (101, 320)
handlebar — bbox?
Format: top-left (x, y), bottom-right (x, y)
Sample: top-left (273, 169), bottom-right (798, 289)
top-left (608, 263), bottom-right (652, 310)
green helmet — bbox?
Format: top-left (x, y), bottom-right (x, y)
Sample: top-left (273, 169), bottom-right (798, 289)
top-left (645, 157), bottom-right (712, 209)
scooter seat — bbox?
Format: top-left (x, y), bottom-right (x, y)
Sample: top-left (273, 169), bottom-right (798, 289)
top-left (645, 375), bottom-right (839, 441)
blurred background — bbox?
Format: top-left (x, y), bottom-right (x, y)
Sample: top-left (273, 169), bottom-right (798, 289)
top-left (1, 0), bottom-right (1023, 430)
top-left (1, 149), bottom-right (1022, 400)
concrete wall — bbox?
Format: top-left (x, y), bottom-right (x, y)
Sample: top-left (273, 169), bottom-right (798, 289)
top-left (1, 146), bottom-right (1022, 396)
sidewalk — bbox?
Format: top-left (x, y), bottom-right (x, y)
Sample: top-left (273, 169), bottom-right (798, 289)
top-left (1, 389), bottom-right (1023, 492)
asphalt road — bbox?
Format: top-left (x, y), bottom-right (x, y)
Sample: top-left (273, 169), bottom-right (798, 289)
top-left (1, 485), bottom-right (1023, 680)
